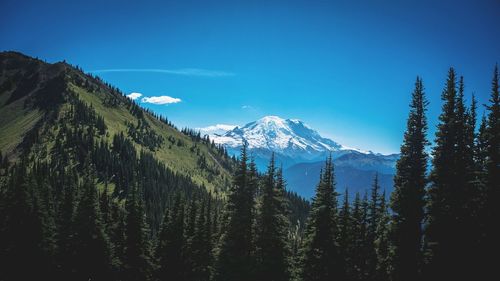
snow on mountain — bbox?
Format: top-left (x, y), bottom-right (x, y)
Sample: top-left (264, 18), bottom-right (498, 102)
top-left (198, 115), bottom-right (377, 161)
top-left (198, 115), bottom-right (399, 197)
top-left (202, 116), bottom-right (338, 154)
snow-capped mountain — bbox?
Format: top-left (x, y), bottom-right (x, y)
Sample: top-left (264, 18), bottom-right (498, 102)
top-left (199, 115), bottom-right (387, 166)
top-left (218, 116), bottom-right (342, 152)
top-left (198, 116), bottom-right (399, 197)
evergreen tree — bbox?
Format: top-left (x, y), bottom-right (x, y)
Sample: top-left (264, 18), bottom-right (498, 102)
top-left (190, 197), bottom-right (213, 281)
top-left (462, 94), bottom-right (485, 275)
top-left (476, 115), bottom-right (489, 175)
top-left (366, 174), bottom-right (381, 279)
top-left (215, 144), bottom-right (256, 281)
top-left (72, 173), bottom-right (115, 280)
top-left (0, 165), bottom-right (57, 280)
top-left (482, 64), bottom-right (500, 278)
top-left (425, 68), bottom-right (474, 280)
top-left (350, 192), bottom-right (368, 281)
top-left (184, 197), bottom-right (199, 280)
top-left (100, 183), bottom-right (112, 227)
top-left (255, 154), bottom-right (291, 281)
top-left (374, 191), bottom-right (390, 281)
top-left (110, 198), bottom-right (127, 277)
top-left (156, 193), bottom-right (186, 281)
top-left (300, 155), bottom-right (344, 281)
top-left (337, 188), bottom-right (353, 280)
top-left (390, 76), bottom-right (428, 281)
top-left (123, 186), bottom-right (154, 281)
top-left (56, 170), bottom-right (78, 279)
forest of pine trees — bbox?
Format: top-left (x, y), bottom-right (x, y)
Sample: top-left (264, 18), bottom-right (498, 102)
top-left (0, 65), bottom-right (499, 281)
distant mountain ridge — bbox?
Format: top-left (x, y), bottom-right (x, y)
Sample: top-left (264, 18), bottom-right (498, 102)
top-left (199, 115), bottom-right (399, 197)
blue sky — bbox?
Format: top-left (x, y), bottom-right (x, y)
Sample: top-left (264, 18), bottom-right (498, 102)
top-left (1, 0), bottom-right (499, 154)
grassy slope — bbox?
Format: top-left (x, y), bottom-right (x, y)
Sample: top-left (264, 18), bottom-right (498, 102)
top-left (0, 92), bottom-right (42, 155)
top-left (72, 83), bottom-right (232, 192)
top-left (0, 52), bottom-right (233, 193)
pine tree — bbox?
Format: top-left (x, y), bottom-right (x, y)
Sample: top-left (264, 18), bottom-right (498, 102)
top-left (454, 78), bottom-right (477, 236)
top-left (461, 93), bottom-right (485, 276)
top-left (481, 64), bottom-right (500, 278)
top-left (56, 170), bottom-right (78, 279)
top-left (476, 115), bottom-right (489, 175)
top-left (255, 154), bottom-right (291, 281)
top-left (366, 174), bottom-right (381, 278)
top-left (374, 191), bottom-right (390, 281)
top-left (360, 192), bottom-right (370, 280)
top-left (0, 165), bottom-right (57, 280)
top-left (123, 186), bottom-right (154, 281)
top-left (190, 196), bottom-right (213, 281)
top-left (202, 196), bottom-right (214, 279)
top-left (72, 173), bottom-right (115, 280)
top-left (205, 194), bottom-right (214, 278)
top-left (184, 197), bottom-right (199, 280)
top-left (100, 183), bottom-right (112, 227)
top-left (425, 68), bottom-right (473, 280)
top-left (156, 193), bottom-right (186, 281)
top-left (390, 76), bottom-right (428, 281)
top-left (110, 198), bottom-right (127, 277)
top-left (350, 192), bottom-right (368, 281)
top-left (185, 197), bottom-right (198, 243)
top-left (215, 144), bottom-right (255, 281)
top-left (300, 155), bottom-right (345, 281)
top-left (337, 188), bottom-right (353, 280)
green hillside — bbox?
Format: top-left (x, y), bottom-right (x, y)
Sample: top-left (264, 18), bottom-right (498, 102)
top-left (0, 51), bottom-right (234, 194)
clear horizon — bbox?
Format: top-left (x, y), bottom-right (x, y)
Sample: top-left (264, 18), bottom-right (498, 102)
top-left (2, 0), bottom-right (499, 154)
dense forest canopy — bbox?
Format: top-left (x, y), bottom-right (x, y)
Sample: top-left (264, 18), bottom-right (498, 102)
top-left (0, 53), bottom-right (499, 281)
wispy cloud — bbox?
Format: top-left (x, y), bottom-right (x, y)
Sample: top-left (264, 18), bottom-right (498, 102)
top-left (242, 105), bottom-right (254, 110)
top-left (89, 68), bottom-right (235, 77)
top-left (141, 95), bottom-right (182, 105)
top-left (126, 92), bottom-right (143, 100)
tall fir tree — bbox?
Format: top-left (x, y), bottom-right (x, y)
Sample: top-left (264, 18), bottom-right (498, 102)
top-left (366, 174), bottom-right (382, 279)
top-left (56, 169), bottom-right (78, 279)
top-left (425, 68), bottom-right (475, 280)
top-left (337, 188), bottom-right (353, 280)
top-left (215, 144), bottom-right (256, 281)
top-left (156, 193), bottom-right (186, 281)
top-left (300, 155), bottom-right (345, 281)
top-left (390, 76), bottom-right (428, 281)
top-left (425, 68), bottom-right (457, 280)
top-left (72, 173), bottom-right (115, 281)
top-left (0, 164), bottom-right (57, 280)
top-left (350, 192), bottom-right (369, 281)
top-left (476, 115), bottom-right (489, 176)
top-left (255, 154), bottom-right (291, 281)
top-left (374, 191), bottom-right (390, 281)
top-left (184, 196), bottom-right (199, 280)
top-left (482, 64), bottom-right (500, 278)
top-left (123, 186), bottom-right (154, 281)
top-left (189, 196), bottom-right (213, 281)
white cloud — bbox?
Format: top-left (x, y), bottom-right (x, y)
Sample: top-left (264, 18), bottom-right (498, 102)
top-left (90, 68), bottom-right (235, 77)
top-left (242, 105), bottom-right (253, 109)
top-left (126, 92), bottom-right (143, 100)
top-left (141, 95), bottom-right (182, 105)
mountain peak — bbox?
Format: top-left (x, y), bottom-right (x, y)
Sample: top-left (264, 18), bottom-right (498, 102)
top-left (199, 116), bottom-right (347, 164)
top-left (257, 115), bottom-right (286, 123)
top-left (197, 116), bottom-right (398, 170)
